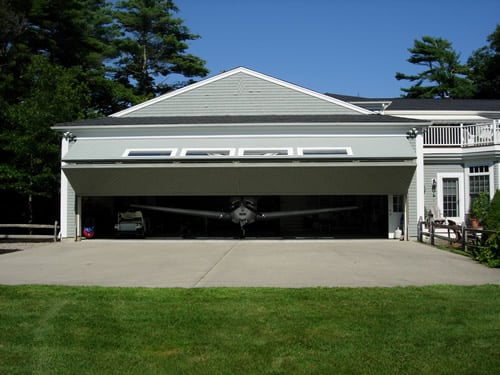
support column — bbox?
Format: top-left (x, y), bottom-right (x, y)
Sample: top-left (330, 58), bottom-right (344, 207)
top-left (415, 133), bottom-right (425, 223)
top-left (60, 137), bottom-right (69, 238)
top-left (75, 195), bottom-right (82, 241)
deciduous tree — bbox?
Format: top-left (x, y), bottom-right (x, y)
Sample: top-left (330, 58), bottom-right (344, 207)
top-left (468, 25), bottom-right (500, 99)
top-left (0, 57), bottom-right (88, 222)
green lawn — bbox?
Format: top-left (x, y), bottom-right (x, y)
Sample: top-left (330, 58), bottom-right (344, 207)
top-left (1, 285), bottom-right (499, 374)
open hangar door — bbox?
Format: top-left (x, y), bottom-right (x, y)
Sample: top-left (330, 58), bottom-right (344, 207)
top-left (67, 161), bottom-right (414, 239)
top-left (82, 195), bottom-right (388, 239)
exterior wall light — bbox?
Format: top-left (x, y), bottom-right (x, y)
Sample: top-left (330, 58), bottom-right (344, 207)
top-left (63, 131), bottom-right (76, 142)
top-left (431, 178), bottom-right (437, 197)
top-left (406, 127), bottom-right (419, 139)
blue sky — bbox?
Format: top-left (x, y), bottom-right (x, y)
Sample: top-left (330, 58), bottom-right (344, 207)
top-left (175, 0), bottom-right (500, 98)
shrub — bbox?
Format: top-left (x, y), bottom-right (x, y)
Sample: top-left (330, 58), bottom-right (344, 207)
top-left (471, 190), bottom-right (500, 268)
top-left (471, 192), bottom-right (490, 224)
top-left (484, 190), bottom-right (500, 230)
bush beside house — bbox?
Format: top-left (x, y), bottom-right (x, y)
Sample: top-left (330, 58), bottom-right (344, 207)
top-left (471, 190), bottom-right (500, 267)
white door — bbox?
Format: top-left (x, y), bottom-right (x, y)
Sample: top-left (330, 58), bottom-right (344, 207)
top-left (437, 173), bottom-right (464, 223)
top-left (388, 195), bottom-right (404, 239)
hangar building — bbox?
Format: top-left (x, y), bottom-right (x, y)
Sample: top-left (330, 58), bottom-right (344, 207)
top-left (54, 67), bottom-right (428, 239)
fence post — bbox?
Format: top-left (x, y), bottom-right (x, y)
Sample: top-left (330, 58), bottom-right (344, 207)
top-left (461, 222), bottom-right (466, 251)
top-left (417, 217), bottom-right (423, 242)
top-left (430, 221), bottom-right (435, 246)
top-left (53, 220), bottom-right (58, 242)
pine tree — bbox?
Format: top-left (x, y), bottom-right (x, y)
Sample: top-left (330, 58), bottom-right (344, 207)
top-left (112, 0), bottom-right (209, 97)
top-left (396, 36), bottom-right (475, 98)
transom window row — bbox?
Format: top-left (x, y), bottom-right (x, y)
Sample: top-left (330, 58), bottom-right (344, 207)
top-left (123, 147), bottom-right (352, 158)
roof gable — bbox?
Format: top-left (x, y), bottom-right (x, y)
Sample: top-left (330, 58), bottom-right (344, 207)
top-left (112, 67), bottom-right (372, 117)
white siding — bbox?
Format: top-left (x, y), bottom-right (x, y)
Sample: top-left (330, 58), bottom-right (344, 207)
top-left (63, 180), bottom-right (76, 238)
top-left (122, 73), bottom-right (363, 117)
top-left (495, 161), bottom-right (500, 192)
top-left (423, 163), bottom-right (464, 219)
top-left (407, 137), bottom-right (423, 238)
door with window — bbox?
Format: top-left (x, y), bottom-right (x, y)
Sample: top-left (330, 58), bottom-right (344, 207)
top-left (388, 194), bottom-right (404, 239)
top-left (437, 173), bottom-right (464, 223)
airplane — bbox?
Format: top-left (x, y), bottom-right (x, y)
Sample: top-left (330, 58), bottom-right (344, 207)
top-left (131, 197), bottom-right (357, 237)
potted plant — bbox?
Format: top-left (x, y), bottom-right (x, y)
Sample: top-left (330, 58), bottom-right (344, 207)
top-left (470, 192), bottom-right (490, 228)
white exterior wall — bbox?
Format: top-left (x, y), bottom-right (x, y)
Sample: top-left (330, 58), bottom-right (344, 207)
top-left (60, 138), bottom-right (77, 238)
top-left (57, 68), bottom-right (421, 239)
top-left (407, 134), bottom-right (424, 237)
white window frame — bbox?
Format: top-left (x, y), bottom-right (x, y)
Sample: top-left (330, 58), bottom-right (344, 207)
top-left (123, 148), bottom-right (177, 158)
top-left (180, 148), bottom-right (236, 157)
top-left (297, 147), bottom-right (352, 157)
top-left (237, 147), bottom-right (293, 157)
top-left (437, 172), bottom-right (464, 222)
top-left (465, 163), bottom-right (494, 212)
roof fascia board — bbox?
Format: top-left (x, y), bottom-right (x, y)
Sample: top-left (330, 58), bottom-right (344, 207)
top-left (386, 109), bottom-right (494, 117)
top-left (110, 67), bottom-right (373, 117)
top-left (386, 110), bottom-right (496, 122)
top-left (53, 122), bottom-right (429, 140)
top-left (53, 121), bottom-right (429, 133)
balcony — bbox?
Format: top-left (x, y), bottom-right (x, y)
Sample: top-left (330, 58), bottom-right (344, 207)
top-left (424, 121), bottom-right (500, 147)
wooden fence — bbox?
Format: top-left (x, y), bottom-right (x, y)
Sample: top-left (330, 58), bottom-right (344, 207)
top-left (0, 222), bottom-right (60, 242)
top-left (417, 219), bottom-right (496, 252)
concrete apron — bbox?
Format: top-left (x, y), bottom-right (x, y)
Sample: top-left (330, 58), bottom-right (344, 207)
top-left (0, 239), bottom-right (499, 288)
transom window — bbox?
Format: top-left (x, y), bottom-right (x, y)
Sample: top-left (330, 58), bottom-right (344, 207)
top-left (123, 147), bottom-right (354, 159)
top-left (181, 149), bottom-right (234, 157)
top-left (239, 148), bottom-right (291, 157)
top-left (298, 147), bottom-right (352, 156)
top-left (125, 149), bottom-right (174, 157)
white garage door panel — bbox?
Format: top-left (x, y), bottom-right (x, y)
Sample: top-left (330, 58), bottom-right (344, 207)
top-left (63, 162), bottom-right (416, 196)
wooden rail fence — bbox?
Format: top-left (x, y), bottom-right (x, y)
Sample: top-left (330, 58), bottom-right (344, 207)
top-left (0, 222), bottom-right (60, 242)
top-left (417, 218), bottom-right (496, 252)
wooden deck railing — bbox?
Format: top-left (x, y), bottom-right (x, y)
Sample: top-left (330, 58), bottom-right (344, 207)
top-left (424, 121), bottom-right (500, 148)
top-left (0, 222), bottom-right (60, 242)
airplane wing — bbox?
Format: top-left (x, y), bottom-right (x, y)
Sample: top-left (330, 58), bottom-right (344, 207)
top-left (256, 206), bottom-right (358, 221)
top-left (130, 204), bottom-right (232, 221)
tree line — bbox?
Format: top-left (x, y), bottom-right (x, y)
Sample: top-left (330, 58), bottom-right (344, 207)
top-left (0, 0), bottom-right (498, 223)
top-left (0, 0), bottom-right (208, 223)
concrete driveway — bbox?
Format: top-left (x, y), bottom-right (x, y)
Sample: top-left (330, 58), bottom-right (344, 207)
top-left (1, 239), bottom-right (499, 288)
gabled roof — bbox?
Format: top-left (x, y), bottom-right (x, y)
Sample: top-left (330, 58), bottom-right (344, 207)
top-left (111, 67), bottom-right (373, 117)
top-left (326, 94), bottom-right (500, 112)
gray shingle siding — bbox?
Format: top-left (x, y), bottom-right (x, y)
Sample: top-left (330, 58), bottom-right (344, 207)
top-left (423, 163), bottom-right (464, 217)
top-left (123, 73), bottom-right (363, 117)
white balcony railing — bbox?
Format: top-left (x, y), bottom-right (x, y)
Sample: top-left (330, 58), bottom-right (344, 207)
top-left (424, 121), bottom-right (500, 147)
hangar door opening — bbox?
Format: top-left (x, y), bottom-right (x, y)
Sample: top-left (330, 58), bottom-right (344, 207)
top-left (82, 195), bottom-right (388, 239)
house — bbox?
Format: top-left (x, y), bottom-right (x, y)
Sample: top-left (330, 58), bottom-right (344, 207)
top-left (327, 94), bottom-right (500, 225)
top-left (53, 67), bottom-right (432, 239)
